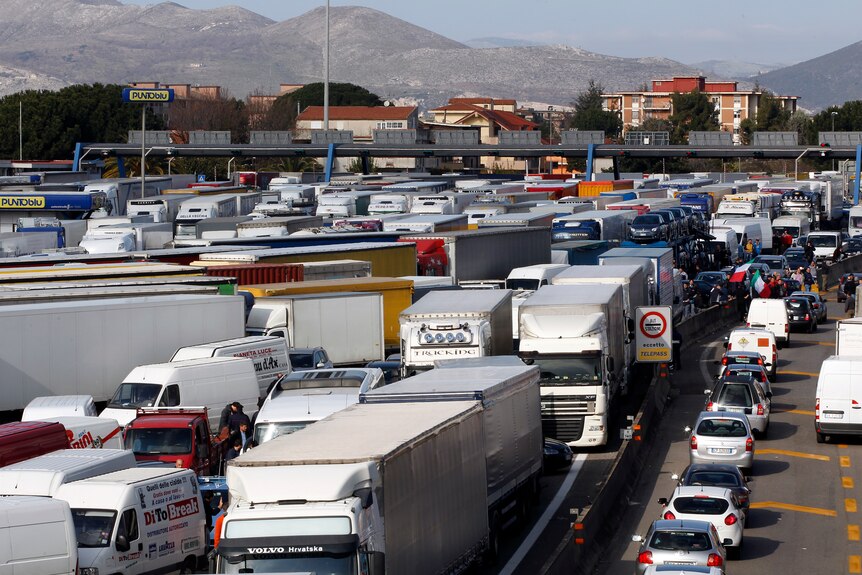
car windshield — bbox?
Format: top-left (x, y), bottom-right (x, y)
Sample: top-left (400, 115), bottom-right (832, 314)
top-left (106, 383), bottom-right (162, 409)
top-left (124, 428), bottom-right (192, 455)
top-left (696, 418), bottom-right (748, 437)
top-left (635, 215), bottom-right (662, 224)
top-left (718, 384), bottom-right (753, 407)
top-left (649, 530), bottom-right (712, 551)
top-left (253, 421), bottom-right (312, 445)
top-left (688, 471), bottom-right (741, 488)
top-left (289, 352), bottom-right (315, 368)
top-left (672, 496), bottom-right (731, 515)
top-left (785, 299), bottom-right (808, 310)
top-left (71, 509), bottom-right (116, 548)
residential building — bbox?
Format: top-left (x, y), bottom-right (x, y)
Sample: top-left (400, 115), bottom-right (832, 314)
top-left (602, 76), bottom-right (799, 144)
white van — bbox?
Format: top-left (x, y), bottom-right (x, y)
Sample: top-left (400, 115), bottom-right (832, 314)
top-left (807, 231), bottom-right (847, 261)
top-left (55, 467), bottom-right (206, 575)
top-left (0, 496), bottom-right (77, 575)
top-left (100, 357), bottom-right (261, 431)
top-left (254, 368), bottom-right (384, 445)
top-left (21, 395), bottom-right (98, 420)
top-left (726, 327), bottom-right (778, 381)
top-left (170, 335), bottom-right (291, 396)
top-left (815, 356), bottom-right (862, 443)
top-left (0, 449), bottom-right (137, 496)
top-left (47, 416), bottom-right (124, 450)
top-left (747, 299), bottom-right (790, 347)
top-left (771, 215), bottom-right (810, 244)
top-left (714, 217), bottom-right (773, 252)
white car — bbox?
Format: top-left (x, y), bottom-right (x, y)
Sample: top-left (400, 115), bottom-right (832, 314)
top-left (658, 486), bottom-right (745, 558)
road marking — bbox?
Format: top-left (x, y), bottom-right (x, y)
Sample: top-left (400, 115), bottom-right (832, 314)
top-left (749, 501), bottom-right (837, 517)
top-left (699, 342), bottom-right (722, 387)
top-left (786, 409), bottom-right (816, 416)
top-left (842, 456), bottom-right (852, 468)
top-left (817, 341), bottom-right (836, 347)
top-left (848, 499), bottom-right (858, 513)
top-left (781, 370), bottom-right (820, 378)
top-left (758, 448), bottom-right (830, 461)
top-left (845, 476), bottom-right (856, 489)
top-left (497, 453), bottom-right (587, 575)
top-left (851, 556), bottom-right (862, 574)
top-left (850, 525), bottom-right (860, 541)
top-left (840, 444), bottom-right (850, 449)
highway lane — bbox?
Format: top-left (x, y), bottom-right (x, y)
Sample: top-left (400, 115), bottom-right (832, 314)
top-left (595, 294), bottom-right (852, 574)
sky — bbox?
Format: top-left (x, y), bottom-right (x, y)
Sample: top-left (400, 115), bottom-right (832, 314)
top-left (122, 0), bottom-right (861, 65)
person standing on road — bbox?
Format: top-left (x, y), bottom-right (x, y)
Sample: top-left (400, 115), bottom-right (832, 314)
top-left (845, 274), bottom-right (859, 315)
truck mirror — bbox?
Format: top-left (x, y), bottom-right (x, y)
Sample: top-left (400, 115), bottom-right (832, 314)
top-left (606, 357), bottom-right (615, 373)
top-left (116, 535), bottom-right (130, 552)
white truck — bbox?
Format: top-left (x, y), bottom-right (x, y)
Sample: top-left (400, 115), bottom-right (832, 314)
top-left (836, 318), bottom-right (862, 356)
top-left (714, 193), bottom-right (781, 220)
top-left (126, 194), bottom-right (195, 223)
top-left (246, 292), bottom-right (385, 366)
top-left (83, 176), bottom-right (173, 216)
top-left (400, 289), bottom-right (513, 376)
top-left (0, 496), bottom-right (78, 575)
top-left (409, 193), bottom-right (474, 215)
top-left (506, 264), bottom-right (571, 340)
top-left (79, 222), bottom-right (173, 253)
top-left (0, 294), bottom-right (246, 412)
top-left (771, 215), bottom-right (810, 244)
top-left (518, 284), bottom-right (627, 447)
top-left (598, 246), bottom-right (676, 308)
top-left (361, 359), bottom-right (543, 555)
top-left (219, 401), bottom-right (490, 574)
top-left (174, 194), bottom-right (240, 238)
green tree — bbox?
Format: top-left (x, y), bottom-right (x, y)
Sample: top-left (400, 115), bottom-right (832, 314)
top-left (567, 80), bottom-right (622, 138)
top-left (753, 91), bottom-right (791, 132)
top-left (267, 82), bottom-right (383, 130)
top-left (667, 90), bottom-right (719, 144)
top-left (0, 84), bottom-right (163, 160)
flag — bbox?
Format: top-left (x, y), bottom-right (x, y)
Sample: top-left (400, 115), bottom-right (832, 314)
top-left (729, 262), bottom-right (752, 283)
top-left (752, 270), bottom-right (770, 298)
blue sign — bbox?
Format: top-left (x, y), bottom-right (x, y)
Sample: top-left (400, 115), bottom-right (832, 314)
top-left (197, 174), bottom-right (206, 183)
top-left (122, 88), bottom-right (175, 103)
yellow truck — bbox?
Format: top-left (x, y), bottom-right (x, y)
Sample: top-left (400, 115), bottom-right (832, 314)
top-left (242, 277), bottom-right (414, 349)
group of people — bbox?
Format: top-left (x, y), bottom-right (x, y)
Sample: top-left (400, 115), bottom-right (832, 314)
top-left (218, 401), bottom-right (253, 461)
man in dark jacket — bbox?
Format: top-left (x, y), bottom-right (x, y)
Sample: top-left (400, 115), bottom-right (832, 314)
top-left (227, 402), bottom-right (251, 433)
top-left (845, 274), bottom-right (859, 315)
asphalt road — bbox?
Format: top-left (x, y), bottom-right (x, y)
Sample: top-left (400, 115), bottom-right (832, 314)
top-left (594, 292), bottom-right (853, 574)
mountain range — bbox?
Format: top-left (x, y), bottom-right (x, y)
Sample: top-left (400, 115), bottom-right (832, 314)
top-left (0, 0), bottom-right (857, 112)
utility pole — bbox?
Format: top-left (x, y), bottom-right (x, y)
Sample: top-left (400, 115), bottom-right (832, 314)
top-left (323, 0), bottom-right (330, 130)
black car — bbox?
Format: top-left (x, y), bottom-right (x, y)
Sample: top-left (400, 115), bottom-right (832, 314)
top-left (629, 214), bottom-right (669, 242)
top-left (364, 360), bottom-right (402, 384)
top-left (847, 237), bottom-right (862, 255)
top-left (784, 296), bottom-right (817, 333)
top-left (693, 271), bottom-right (727, 296)
top-left (672, 463), bottom-right (752, 525)
top-left (543, 437), bottom-right (574, 471)
top-left (784, 252), bottom-right (810, 273)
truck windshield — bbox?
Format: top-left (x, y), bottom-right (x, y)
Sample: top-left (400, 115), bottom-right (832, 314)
top-left (71, 509), bottom-right (116, 548)
top-left (529, 357), bottom-right (601, 385)
top-left (851, 216), bottom-right (862, 229)
top-left (124, 428), bottom-right (192, 455)
top-left (809, 235), bottom-right (837, 247)
top-left (253, 421), bottom-right (312, 445)
top-left (220, 552), bottom-right (357, 574)
top-left (107, 383), bottom-right (162, 409)
top-left (506, 279), bottom-right (540, 291)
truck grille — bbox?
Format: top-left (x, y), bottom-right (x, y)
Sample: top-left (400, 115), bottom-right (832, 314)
top-left (542, 416), bottom-right (584, 442)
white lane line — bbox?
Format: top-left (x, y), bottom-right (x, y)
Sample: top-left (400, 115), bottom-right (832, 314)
top-left (699, 341), bottom-right (722, 384)
top-left (498, 453), bottom-right (588, 575)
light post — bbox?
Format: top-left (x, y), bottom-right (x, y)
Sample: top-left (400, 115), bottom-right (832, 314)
top-left (323, 0), bottom-right (330, 130)
top-left (831, 111), bottom-right (838, 171)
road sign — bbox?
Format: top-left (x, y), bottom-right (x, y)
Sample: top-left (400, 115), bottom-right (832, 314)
top-left (122, 88), bottom-right (175, 103)
top-left (635, 306), bottom-right (673, 363)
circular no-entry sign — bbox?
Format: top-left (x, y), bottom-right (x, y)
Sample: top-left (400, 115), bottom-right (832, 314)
top-left (639, 311), bottom-right (667, 339)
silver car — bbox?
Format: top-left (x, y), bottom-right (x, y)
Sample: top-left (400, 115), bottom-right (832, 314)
top-left (632, 519), bottom-right (727, 575)
top-left (657, 486), bottom-right (745, 558)
top-left (686, 411), bottom-right (755, 472)
top-left (643, 567), bottom-right (723, 575)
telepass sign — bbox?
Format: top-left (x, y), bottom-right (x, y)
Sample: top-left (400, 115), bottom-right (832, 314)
top-left (635, 306), bottom-right (672, 363)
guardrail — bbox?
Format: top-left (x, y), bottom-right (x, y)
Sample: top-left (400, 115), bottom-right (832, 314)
top-left (543, 301), bottom-right (740, 575)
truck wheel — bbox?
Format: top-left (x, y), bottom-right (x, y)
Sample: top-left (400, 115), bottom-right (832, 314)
top-left (485, 510), bottom-right (502, 563)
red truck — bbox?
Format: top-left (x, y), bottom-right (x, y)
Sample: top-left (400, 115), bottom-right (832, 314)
top-left (123, 407), bottom-right (228, 475)
top-left (0, 421), bottom-right (70, 467)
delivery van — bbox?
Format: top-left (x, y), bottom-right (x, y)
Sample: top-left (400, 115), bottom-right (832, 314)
top-left (747, 298), bottom-right (790, 348)
top-left (49, 416), bottom-right (124, 450)
top-left (54, 467), bottom-right (207, 575)
top-left (170, 335), bottom-right (291, 395)
top-left (0, 421), bottom-right (70, 468)
top-left (101, 357), bottom-right (260, 431)
top-left (815, 356), bottom-right (862, 443)
top-left (725, 327), bottom-right (778, 381)
top-left (0, 496), bottom-right (77, 575)
top-left (22, 395), bottom-right (98, 420)
top-left (0, 449), bottom-right (137, 496)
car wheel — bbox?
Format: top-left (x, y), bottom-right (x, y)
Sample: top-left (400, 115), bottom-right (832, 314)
top-left (816, 431), bottom-right (826, 444)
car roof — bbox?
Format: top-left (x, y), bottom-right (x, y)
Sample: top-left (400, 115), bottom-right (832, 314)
top-left (717, 374), bottom-right (756, 385)
top-left (685, 462), bottom-right (743, 474)
top-left (725, 363), bottom-right (766, 371)
top-left (695, 410), bottom-right (749, 423)
top-left (724, 350), bottom-right (761, 357)
top-left (791, 291), bottom-right (819, 297)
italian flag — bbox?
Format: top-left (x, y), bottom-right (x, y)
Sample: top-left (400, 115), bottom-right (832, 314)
top-left (752, 270), bottom-right (769, 297)
top-left (729, 262), bottom-right (752, 283)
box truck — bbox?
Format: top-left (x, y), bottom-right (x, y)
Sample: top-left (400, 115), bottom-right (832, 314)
top-left (174, 194), bottom-right (240, 238)
top-left (518, 284), bottom-right (626, 447)
top-left (361, 360), bottom-right (543, 553)
top-left (598, 246), bottom-right (675, 308)
top-left (246, 292), bottom-right (385, 365)
top-left (126, 194), bottom-right (195, 222)
top-left (0, 294), bottom-right (246, 412)
top-left (400, 289), bottom-right (513, 376)
top-left (79, 222), bottom-right (173, 253)
top-left (218, 401), bottom-right (489, 574)
top-left (836, 318), bottom-right (862, 356)
top-left (551, 209), bottom-right (634, 242)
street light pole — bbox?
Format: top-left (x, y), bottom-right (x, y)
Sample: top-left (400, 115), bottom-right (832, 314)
top-left (323, 0), bottom-right (330, 131)
top-left (831, 111), bottom-right (838, 171)
top-left (140, 104), bottom-right (146, 199)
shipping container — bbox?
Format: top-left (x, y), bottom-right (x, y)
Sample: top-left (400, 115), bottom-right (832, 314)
top-left (577, 180), bottom-right (635, 197)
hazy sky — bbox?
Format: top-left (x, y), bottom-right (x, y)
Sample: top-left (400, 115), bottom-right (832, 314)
top-left (123, 0), bottom-right (859, 65)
